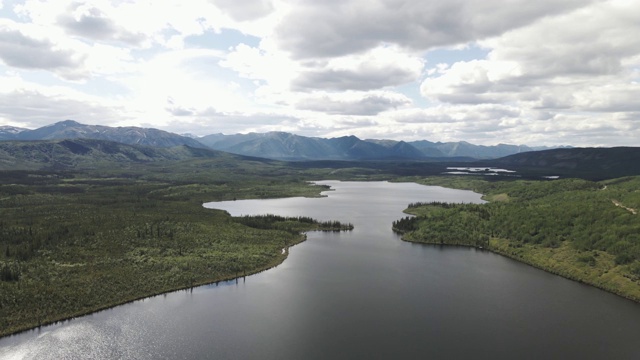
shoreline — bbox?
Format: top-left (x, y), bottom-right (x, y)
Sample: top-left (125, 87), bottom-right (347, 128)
top-left (398, 178), bottom-right (640, 304)
top-left (0, 233), bottom-right (308, 339)
top-left (400, 236), bottom-right (640, 304)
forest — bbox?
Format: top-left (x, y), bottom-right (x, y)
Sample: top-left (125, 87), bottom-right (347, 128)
top-left (0, 159), bottom-right (350, 337)
top-left (394, 176), bottom-right (640, 301)
top-left (2, 150), bottom-right (640, 337)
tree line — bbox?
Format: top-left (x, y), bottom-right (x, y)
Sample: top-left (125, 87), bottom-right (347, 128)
top-left (397, 177), bottom-right (640, 279)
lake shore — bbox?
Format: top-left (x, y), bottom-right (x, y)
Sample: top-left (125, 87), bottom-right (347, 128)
top-left (397, 176), bottom-right (640, 304)
top-left (400, 236), bottom-right (640, 303)
top-left (0, 232), bottom-right (308, 339)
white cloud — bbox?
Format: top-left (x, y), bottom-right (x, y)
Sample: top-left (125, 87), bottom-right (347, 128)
top-left (420, 59), bottom-right (522, 104)
top-left (273, 0), bottom-right (590, 59)
top-left (13, 0), bottom-right (241, 49)
top-left (212, 0), bottom-right (275, 22)
top-left (0, 74), bottom-right (125, 128)
top-left (484, 0), bottom-right (640, 80)
top-left (0, 0), bottom-right (638, 147)
top-left (416, 0), bottom-right (640, 146)
top-left (423, 0), bottom-right (640, 108)
top-left (0, 19), bottom-right (89, 80)
top-left (296, 91), bottom-right (411, 115)
top-left (83, 43), bottom-right (136, 76)
top-left (56, 2), bottom-right (146, 45)
top-left (292, 46), bottom-right (424, 91)
top-left (393, 104), bottom-right (522, 125)
top-left (220, 42), bottom-right (298, 92)
top-left (122, 48), bottom-right (257, 127)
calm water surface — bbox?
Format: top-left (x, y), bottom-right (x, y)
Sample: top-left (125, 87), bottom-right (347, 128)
top-left (1, 181), bottom-right (639, 359)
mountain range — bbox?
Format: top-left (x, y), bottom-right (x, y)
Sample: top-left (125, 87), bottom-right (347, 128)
top-left (1, 120), bottom-right (565, 161)
top-left (1, 122), bottom-right (639, 180)
top-left (0, 138), bottom-right (239, 171)
top-left (0, 120), bottom-right (205, 149)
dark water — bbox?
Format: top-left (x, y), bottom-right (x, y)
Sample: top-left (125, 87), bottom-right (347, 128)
top-left (1, 181), bottom-right (639, 359)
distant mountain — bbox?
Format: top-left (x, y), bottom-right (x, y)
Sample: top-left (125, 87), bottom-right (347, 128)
top-left (201, 132), bottom-right (430, 160)
top-left (13, 120), bottom-right (207, 149)
top-left (409, 140), bottom-right (537, 159)
top-left (487, 147), bottom-right (640, 180)
top-left (201, 131), bottom-right (562, 161)
top-left (198, 132), bottom-right (265, 150)
top-left (370, 139), bottom-right (444, 157)
top-left (1, 120), bottom-right (569, 161)
top-left (0, 125), bottom-right (28, 140)
top-left (225, 132), bottom-right (334, 160)
top-left (0, 138), bottom-right (230, 170)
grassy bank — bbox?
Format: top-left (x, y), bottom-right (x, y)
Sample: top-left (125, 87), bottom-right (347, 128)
top-left (0, 163), bottom-right (348, 338)
top-left (394, 176), bottom-right (640, 302)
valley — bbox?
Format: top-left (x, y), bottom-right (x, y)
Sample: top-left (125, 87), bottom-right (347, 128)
top-left (1, 123), bottom-right (639, 341)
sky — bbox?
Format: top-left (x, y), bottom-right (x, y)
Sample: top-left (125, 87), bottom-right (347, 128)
top-left (0, 0), bottom-right (638, 146)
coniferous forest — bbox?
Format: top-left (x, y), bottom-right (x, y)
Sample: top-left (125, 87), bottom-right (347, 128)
top-left (394, 176), bottom-right (640, 301)
top-left (0, 160), bottom-right (351, 337)
top-left (1, 148), bottom-right (640, 337)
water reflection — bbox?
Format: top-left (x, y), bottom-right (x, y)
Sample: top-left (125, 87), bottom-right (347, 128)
top-left (1, 181), bottom-right (639, 359)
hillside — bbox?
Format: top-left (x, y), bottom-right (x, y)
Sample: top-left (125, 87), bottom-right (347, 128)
top-left (0, 126), bottom-right (28, 140)
top-left (203, 131), bottom-right (573, 160)
top-left (9, 120), bottom-right (207, 149)
top-left (414, 141), bottom-right (535, 158)
top-left (486, 147), bottom-right (640, 180)
top-left (395, 176), bottom-right (640, 302)
top-left (0, 138), bottom-right (230, 170)
top-left (199, 131), bottom-right (546, 161)
top-left (201, 132), bottom-right (421, 160)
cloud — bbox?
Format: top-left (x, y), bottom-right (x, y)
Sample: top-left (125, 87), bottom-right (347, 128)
top-left (157, 110), bottom-right (301, 135)
top-left (166, 105), bottom-right (196, 117)
top-left (0, 87), bottom-right (122, 128)
top-left (56, 3), bottom-right (145, 45)
top-left (129, 49), bottom-right (247, 116)
top-left (1, 0), bottom-right (637, 148)
top-left (484, 1), bottom-right (640, 80)
top-left (418, 0), bottom-right (640, 149)
top-left (0, 20), bottom-right (87, 79)
top-left (274, 0), bottom-right (590, 59)
top-left (292, 46), bottom-right (424, 91)
top-left (420, 59), bottom-right (523, 104)
top-left (219, 42), bottom-right (298, 90)
top-left (423, 1), bottom-right (640, 103)
top-left (14, 0), bottom-right (230, 49)
top-left (393, 104), bottom-right (522, 125)
top-left (212, 0), bottom-right (274, 21)
top-left (296, 91), bottom-right (411, 115)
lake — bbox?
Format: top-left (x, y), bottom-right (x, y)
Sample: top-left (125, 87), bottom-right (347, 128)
top-left (1, 181), bottom-right (639, 359)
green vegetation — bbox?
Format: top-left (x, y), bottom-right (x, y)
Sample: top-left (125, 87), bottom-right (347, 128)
top-left (0, 160), bottom-right (350, 337)
top-left (235, 214), bottom-right (353, 232)
top-left (395, 176), bottom-right (640, 302)
top-left (3, 140), bottom-right (640, 338)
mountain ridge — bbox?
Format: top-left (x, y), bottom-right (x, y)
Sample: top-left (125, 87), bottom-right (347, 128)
top-left (4, 120), bottom-right (207, 149)
top-left (1, 120), bottom-right (569, 161)
top-left (0, 138), bottom-right (233, 170)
